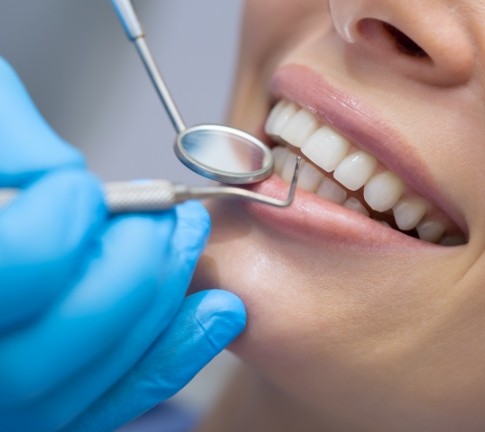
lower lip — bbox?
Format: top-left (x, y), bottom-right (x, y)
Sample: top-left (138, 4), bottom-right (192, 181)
top-left (244, 174), bottom-right (440, 251)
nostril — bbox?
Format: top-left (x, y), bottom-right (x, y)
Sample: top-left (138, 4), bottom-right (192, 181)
top-left (382, 23), bottom-right (428, 58)
top-left (330, 1), bottom-right (474, 86)
top-left (358, 19), bottom-right (429, 60)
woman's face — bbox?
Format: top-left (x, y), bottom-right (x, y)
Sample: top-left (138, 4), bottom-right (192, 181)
top-left (194, 0), bottom-right (485, 429)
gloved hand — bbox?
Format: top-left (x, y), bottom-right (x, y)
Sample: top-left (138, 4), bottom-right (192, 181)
top-left (0, 57), bottom-right (246, 432)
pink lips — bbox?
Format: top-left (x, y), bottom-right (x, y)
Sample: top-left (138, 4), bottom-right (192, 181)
top-left (247, 173), bottom-right (436, 250)
top-left (242, 63), bottom-right (466, 249)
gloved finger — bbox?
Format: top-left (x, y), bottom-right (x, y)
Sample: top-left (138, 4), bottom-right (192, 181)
top-left (0, 57), bottom-right (83, 187)
top-left (0, 201), bottom-right (212, 432)
top-left (0, 213), bottom-right (176, 408)
top-left (67, 289), bottom-right (247, 432)
top-left (0, 169), bottom-right (106, 332)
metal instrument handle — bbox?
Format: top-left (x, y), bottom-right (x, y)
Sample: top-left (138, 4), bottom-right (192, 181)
top-left (0, 157), bottom-right (301, 213)
top-left (111, 0), bottom-right (186, 133)
top-left (111, 0), bottom-right (144, 40)
top-left (0, 181), bottom-right (178, 215)
top-left (103, 180), bottom-right (177, 213)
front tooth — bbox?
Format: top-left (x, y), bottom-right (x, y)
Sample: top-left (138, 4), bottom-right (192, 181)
top-left (416, 217), bottom-right (446, 243)
top-left (392, 197), bottom-right (427, 231)
top-left (334, 151), bottom-right (377, 191)
top-left (266, 102), bottom-right (298, 136)
top-left (272, 146), bottom-right (291, 174)
top-left (265, 100), bottom-right (287, 136)
top-left (316, 178), bottom-right (347, 204)
top-left (281, 152), bottom-right (298, 183)
top-left (297, 161), bottom-right (324, 192)
top-left (301, 126), bottom-right (351, 173)
top-left (363, 171), bottom-right (404, 212)
top-left (280, 109), bottom-right (318, 148)
top-left (343, 197), bottom-right (370, 217)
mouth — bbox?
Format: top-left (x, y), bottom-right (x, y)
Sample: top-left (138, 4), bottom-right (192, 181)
top-left (265, 99), bottom-right (464, 246)
top-left (250, 65), bottom-right (467, 246)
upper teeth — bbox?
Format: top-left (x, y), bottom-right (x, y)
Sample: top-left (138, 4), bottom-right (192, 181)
top-left (265, 100), bottom-right (465, 246)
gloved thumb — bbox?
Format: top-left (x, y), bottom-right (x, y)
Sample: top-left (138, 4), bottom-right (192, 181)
top-left (0, 57), bottom-right (83, 187)
top-left (66, 289), bottom-right (246, 432)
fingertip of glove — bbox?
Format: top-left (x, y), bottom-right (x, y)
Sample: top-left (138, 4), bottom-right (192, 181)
top-left (176, 200), bottom-right (211, 235)
top-left (191, 290), bottom-right (247, 345)
top-left (172, 201), bottom-right (211, 260)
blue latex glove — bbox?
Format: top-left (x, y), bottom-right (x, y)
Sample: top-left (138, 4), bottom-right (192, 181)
top-left (0, 58), bottom-right (246, 432)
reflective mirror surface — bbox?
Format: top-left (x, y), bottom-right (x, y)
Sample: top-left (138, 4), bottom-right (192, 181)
top-left (175, 125), bottom-right (274, 184)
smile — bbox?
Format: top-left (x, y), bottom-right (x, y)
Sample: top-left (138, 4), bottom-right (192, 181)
top-left (265, 99), bottom-right (465, 246)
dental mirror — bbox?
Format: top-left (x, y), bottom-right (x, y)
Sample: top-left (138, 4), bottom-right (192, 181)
top-left (112, 0), bottom-right (274, 185)
top-left (176, 125), bottom-right (272, 184)
top-left (0, 0), bottom-right (301, 214)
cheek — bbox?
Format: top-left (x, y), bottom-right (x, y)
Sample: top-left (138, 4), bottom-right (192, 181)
top-left (191, 199), bottom-right (485, 411)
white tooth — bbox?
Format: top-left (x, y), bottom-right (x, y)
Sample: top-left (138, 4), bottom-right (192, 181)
top-left (392, 197), bottom-right (427, 231)
top-left (301, 126), bottom-right (351, 173)
top-left (316, 178), bottom-right (347, 204)
top-left (272, 146), bottom-right (290, 175)
top-left (296, 161), bottom-right (324, 192)
top-left (333, 151), bottom-right (377, 191)
top-left (416, 218), bottom-right (446, 243)
top-left (343, 197), bottom-right (370, 217)
top-left (265, 100), bottom-right (287, 136)
top-left (439, 233), bottom-right (466, 246)
top-left (267, 102), bottom-right (298, 136)
top-left (281, 152), bottom-right (298, 183)
top-left (280, 109), bottom-right (318, 148)
top-left (363, 171), bottom-right (404, 212)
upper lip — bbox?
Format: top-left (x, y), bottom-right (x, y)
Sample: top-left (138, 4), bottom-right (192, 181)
top-left (269, 63), bottom-right (467, 234)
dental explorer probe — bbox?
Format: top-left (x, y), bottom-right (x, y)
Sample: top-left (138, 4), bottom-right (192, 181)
top-left (0, 158), bottom-right (301, 214)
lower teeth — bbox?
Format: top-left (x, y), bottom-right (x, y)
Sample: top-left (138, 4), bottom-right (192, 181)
top-left (272, 145), bottom-right (466, 246)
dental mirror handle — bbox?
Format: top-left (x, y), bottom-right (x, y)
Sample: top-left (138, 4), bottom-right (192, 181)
top-left (111, 0), bottom-right (186, 134)
top-left (0, 158), bottom-right (301, 213)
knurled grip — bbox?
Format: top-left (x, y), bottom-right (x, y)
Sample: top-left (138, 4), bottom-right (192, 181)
top-left (104, 180), bottom-right (177, 213)
top-left (0, 180), bottom-right (179, 214)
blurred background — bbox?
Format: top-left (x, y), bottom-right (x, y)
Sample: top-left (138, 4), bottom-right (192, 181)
top-left (0, 0), bottom-right (243, 418)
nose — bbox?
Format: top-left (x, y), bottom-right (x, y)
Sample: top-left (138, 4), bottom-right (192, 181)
top-left (329, 0), bottom-right (474, 86)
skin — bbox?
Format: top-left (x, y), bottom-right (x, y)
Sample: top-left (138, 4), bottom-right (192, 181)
top-left (193, 1), bottom-right (485, 430)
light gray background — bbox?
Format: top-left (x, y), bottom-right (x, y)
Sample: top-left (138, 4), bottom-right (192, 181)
top-left (1, 0), bottom-right (243, 183)
top-left (0, 0), bottom-right (243, 413)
